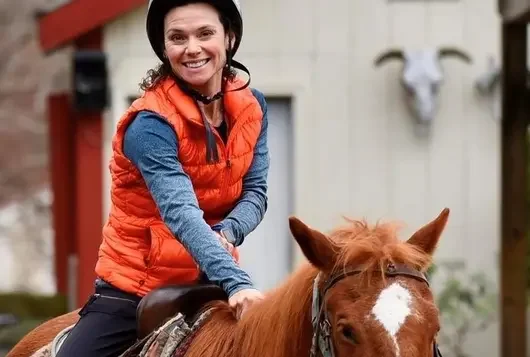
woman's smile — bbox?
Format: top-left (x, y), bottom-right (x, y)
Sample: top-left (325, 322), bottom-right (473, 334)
top-left (182, 58), bottom-right (211, 69)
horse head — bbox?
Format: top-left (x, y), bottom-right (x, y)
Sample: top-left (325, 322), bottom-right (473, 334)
top-left (374, 47), bottom-right (471, 124)
top-left (289, 208), bottom-right (449, 357)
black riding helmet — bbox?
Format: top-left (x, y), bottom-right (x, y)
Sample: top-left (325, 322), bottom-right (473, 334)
top-left (146, 0), bottom-right (250, 105)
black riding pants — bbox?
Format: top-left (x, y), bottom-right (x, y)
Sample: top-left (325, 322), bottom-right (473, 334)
top-left (55, 279), bottom-right (142, 357)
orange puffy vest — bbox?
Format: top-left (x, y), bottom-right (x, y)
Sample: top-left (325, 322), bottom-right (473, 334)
top-left (95, 77), bottom-right (263, 297)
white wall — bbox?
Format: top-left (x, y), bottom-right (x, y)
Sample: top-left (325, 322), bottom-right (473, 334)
top-left (102, 1), bottom-right (502, 355)
top-left (238, 97), bottom-right (295, 291)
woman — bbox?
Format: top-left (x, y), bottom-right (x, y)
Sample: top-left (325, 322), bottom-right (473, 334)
top-left (56, 0), bottom-right (269, 356)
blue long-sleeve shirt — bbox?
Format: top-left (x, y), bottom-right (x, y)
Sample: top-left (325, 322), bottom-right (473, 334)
top-left (122, 90), bottom-right (269, 297)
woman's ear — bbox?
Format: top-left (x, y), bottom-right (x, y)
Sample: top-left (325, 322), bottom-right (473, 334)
top-left (225, 32), bottom-right (235, 51)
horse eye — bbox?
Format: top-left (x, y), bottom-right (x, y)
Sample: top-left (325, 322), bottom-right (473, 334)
top-left (340, 325), bottom-right (358, 344)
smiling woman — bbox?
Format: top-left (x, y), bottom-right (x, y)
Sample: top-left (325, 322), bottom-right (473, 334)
top-left (141, 0), bottom-right (248, 105)
top-left (163, 4), bottom-right (230, 93)
top-left (46, 1), bottom-right (272, 356)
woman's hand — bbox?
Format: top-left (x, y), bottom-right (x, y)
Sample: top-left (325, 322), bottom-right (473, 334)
top-left (228, 288), bottom-right (264, 319)
top-left (215, 231), bottom-right (234, 254)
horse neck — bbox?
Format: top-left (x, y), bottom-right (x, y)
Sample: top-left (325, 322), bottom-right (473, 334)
top-left (185, 265), bottom-right (318, 357)
top-left (235, 264), bottom-right (318, 357)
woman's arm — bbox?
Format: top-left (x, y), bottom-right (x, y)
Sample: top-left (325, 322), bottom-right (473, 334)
top-left (211, 90), bottom-right (270, 247)
top-left (122, 110), bottom-right (254, 297)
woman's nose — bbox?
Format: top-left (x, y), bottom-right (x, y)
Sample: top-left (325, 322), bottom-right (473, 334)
top-left (186, 38), bottom-right (201, 55)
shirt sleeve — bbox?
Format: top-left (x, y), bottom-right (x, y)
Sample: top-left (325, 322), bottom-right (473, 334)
top-left (122, 110), bottom-right (255, 297)
top-left (211, 89), bottom-right (270, 246)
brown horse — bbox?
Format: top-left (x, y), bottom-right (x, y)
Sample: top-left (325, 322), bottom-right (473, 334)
top-left (8, 209), bottom-right (449, 357)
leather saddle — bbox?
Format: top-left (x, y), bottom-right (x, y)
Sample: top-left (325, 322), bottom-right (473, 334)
top-left (136, 282), bottom-right (228, 339)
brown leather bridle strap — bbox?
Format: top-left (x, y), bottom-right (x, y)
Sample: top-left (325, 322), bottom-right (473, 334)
top-left (321, 263), bottom-right (429, 297)
top-left (384, 263), bottom-right (430, 285)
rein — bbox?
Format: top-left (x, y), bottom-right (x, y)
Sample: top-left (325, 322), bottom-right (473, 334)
top-left (309, 263), bottom-right (443, 357)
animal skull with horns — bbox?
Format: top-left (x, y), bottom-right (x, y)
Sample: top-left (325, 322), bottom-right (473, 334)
top-left (374, 47), bottom-right (472, 125)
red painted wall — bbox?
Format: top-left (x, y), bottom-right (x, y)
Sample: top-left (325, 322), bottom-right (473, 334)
top-left (48, 94), bottom-right (75, 296)
top-left (72, 28), bottom-right (104, 306)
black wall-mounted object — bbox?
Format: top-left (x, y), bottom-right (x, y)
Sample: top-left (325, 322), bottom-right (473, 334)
top-left (73, 50), bottom-right (109, 112)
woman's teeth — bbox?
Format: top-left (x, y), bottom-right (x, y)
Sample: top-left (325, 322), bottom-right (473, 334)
top-left (184, 59), bottom-right (208, 68)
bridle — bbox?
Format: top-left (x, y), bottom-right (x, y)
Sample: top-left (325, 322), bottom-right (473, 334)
top-left (309, 263), bottom-right (443, 357)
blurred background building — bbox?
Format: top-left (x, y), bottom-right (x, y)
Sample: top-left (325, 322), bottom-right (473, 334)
top-left (0, 0), bottom-right (529, 356)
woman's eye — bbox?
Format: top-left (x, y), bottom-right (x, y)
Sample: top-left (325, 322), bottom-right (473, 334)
top-left (171, 35), bottom-right (185, 42)
top-left (200, 31), bottom-right (214, 38)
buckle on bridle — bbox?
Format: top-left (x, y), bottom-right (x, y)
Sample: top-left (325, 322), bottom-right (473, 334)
top-left (320, 319), bottom-right (331, 337)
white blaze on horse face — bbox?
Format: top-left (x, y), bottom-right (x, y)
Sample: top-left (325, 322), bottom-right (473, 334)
top-left (371, 282), bottom-right (412, 357)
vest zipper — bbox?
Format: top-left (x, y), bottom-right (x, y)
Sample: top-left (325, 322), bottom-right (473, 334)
top-left (187, 108), bottom-right (255, 202)
top-left (195, 113), bottom-right (231, 203)
top-left (185, 111), bottom-right (259, 225)
top-left (212, 116), bottom-right (254, 198)
top-left (210, 124), bottom-right (231, 201)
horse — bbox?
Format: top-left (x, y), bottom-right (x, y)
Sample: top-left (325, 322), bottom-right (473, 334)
top-left (7, 208), bottom-right (449, 357)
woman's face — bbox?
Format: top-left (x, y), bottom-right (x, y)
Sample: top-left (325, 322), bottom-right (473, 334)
top-left (163, 3), bottom-right (231, 94)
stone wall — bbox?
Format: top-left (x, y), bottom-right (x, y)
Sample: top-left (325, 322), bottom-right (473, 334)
top-left (0, 0), bottom-right (71, 205)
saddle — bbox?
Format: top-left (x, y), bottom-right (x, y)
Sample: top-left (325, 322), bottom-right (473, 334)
top-left (136, 282), bottom-right (228, 339)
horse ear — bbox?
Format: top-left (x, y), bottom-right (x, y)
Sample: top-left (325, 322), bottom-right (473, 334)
top-left (406, 208), bottom-right (450, 256)
top-left (289, 216), bottom-right (338, 271)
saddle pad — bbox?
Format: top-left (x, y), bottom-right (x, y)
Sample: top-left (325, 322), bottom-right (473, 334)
top-left (30, 344), bottom-right (52, 357)
top-left (29, 324), bottom-right (74, 357)
top-left (120, 308), bottom-right (214, 357)
top-left (51, 324), bottom-right (75, 355)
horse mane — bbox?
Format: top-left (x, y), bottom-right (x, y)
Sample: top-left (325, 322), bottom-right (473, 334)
top-left (330, 217), bottom-right (432, 283)
top-left (185, 217), bottom-right (432, 357)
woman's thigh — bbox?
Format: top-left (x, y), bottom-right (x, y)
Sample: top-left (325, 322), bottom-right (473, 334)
top-left (55, 285), bottom-right (140, 357)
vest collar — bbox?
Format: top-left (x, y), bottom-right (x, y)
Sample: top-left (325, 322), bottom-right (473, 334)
top-left (158, 77), bottom-right (254, 128)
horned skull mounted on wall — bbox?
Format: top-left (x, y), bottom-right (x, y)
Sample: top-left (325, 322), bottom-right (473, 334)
top-left (374, 47), bottom-right (472, 125)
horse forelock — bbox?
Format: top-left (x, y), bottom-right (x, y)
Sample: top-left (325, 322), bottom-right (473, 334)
top-left (329, 218), bottom-right (432, 283)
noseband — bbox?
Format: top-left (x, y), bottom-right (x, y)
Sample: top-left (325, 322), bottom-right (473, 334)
top-left (309, 263), bottom-right (443, 357)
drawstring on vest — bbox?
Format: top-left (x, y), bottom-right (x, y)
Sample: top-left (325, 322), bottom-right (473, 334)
top-left (196, 104), bottom-right (221, 163)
